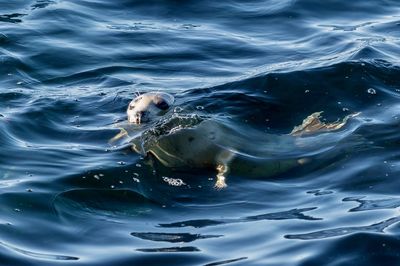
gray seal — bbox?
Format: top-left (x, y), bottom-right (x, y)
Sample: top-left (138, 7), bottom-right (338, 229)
top-left (113, 93), bottom-right (359, 189)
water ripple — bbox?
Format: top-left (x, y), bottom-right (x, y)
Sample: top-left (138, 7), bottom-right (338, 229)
top-left (285, 216), bottom-right (400, 240)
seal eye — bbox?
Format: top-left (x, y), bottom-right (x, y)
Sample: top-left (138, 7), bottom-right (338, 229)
top-left (154, 99), bottom-right (169, 110)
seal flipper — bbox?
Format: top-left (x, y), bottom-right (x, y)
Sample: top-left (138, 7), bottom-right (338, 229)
top-left (214, 150), bottom-right (235, 189)
top-left (109, 128), bottom-right (129, 144)
top-left (290, 112), bottom-right (360, 136)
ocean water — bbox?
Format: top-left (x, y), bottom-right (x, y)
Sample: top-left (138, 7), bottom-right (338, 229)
top-left (1, 0), bottom-right (400, 265)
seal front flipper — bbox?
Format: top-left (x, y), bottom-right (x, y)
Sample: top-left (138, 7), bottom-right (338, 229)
top-left (215, 164), bottom-right (228, 189)
top-left (214, 150), bottom-right (235, 189)
top-left (109, 128), bottom-right (128, 144)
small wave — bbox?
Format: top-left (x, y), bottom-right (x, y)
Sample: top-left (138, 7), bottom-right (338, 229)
top-left (159, 207), bottom-right (320, 228)
top-left (0, 13), bottom-right (26, 24)
top-left (136, 246), bottom-right (200, 253)
top-left (343, 196), bottom-right (400, 212)
top-left (131, 232), bottom-right (222, 243)
top-left (204, 257), bottom-right (248, 266)
top-left (0, 241), bottom-right (78, 261)
top-left (285, 216), bottom-right (400, 240)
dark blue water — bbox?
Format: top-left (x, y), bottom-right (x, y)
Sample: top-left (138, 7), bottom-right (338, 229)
top-left (1, 1), bottom-right (400, 265)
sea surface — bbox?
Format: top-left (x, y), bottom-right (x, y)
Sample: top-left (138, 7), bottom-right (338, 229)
top-left (1, 1), bottom-right (400, 265)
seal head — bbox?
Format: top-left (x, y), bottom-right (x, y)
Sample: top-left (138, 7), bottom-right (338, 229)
top-left (127, 92), bottom-right (174, 124)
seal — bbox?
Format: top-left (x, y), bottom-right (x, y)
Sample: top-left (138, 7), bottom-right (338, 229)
top-left (113, 92), bottom-right (359, 189)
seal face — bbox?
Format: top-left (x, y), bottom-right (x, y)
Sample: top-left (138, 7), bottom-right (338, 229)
top-left (127, 92), bottom-right (174, 124)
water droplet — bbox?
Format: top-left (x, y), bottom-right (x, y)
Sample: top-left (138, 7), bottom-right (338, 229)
top-left (174, 107), bottom-right (183, 113)
top-left (196, 106), bottom-right (204, 110)
top-left (135, 163), bottom-right (142, 168)
top-left (367, 88), bottom-right (376, 94)
top-left (305, 90), bottom-right (310, 93)
top-left (118, 161), bottom-right (126, 165)
top-left (94, 175), bottom-right (100, 180)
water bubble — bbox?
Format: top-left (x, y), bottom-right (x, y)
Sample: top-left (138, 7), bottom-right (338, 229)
top-left (119, 180), bottom-right (124, 184)
top-left (132, 177), bottom-right (140, 183)
top-left (174, 107), bottom-right (183, 113)
top-left (304, 90), bottom-right (310, 93)
top-left (367, 88), bottom-right (376, 94)
top-left (162, 176), bottom-right (186, 186)
top-left (196, 106), bottom-right (204, 110)
top-left (118, 161), bottom-right (126, 165)
top-left (110, 185), bottom-right (115, 189)
top-left (94, 175), bottom-right (100, 180)
top-left (135, 163), bottom-right (142, 168)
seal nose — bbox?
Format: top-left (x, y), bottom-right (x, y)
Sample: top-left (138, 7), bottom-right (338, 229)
top-left (134, 111), bottom-right (146, 124)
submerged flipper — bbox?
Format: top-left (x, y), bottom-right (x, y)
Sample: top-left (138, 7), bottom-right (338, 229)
top-left (109, 128), bottom-right (129, 144)
top-left (214, 150), bottom-right (235, 189)
top-left (290, 112), bottom-right (360, 136)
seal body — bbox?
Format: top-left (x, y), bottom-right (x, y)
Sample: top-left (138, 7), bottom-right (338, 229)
top-left (132, 118), bottom-right (302, 188)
